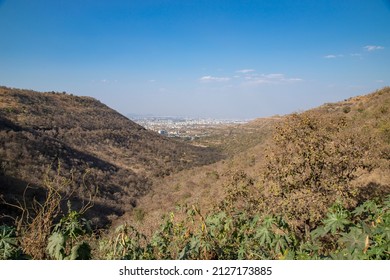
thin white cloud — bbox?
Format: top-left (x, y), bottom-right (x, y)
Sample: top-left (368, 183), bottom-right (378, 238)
top-left (364, 45), bottom-right (384, 51)
top-left (97, 79), bottom-right (118, 84)
top-left (236, 69), bottom-right (256, 73)
top-left (199, 75), bottom-right (230, 82)
top-left (148, 79), bottom-right (156, 83)
top-left (324, 54), bottom-right (344, 59)
top-left (243, 73), bottom-right (303, 86)
top-left (375, 80), bottom-right (384, 83)
top-left (287, 78), bottom-right (303, 82)
top-left (263, 73), bottom-right (284, 79)
top-left (198, 71), bottom-right (302, 88)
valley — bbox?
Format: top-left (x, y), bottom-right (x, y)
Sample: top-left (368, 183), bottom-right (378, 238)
top-left (0, 86), bottom-right (389, 260)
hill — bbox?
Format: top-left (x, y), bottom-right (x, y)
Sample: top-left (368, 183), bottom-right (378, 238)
top-left (126, 87), bottom-right (390, 236)
top-left (0, 86), bottom-right (222, 226)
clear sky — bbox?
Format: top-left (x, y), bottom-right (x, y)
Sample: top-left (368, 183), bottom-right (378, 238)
top-left (0, 0), bottom-right (389, 119)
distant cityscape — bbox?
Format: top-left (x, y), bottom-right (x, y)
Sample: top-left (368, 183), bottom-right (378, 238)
top-left (129, 115), bottom-right (250, 139)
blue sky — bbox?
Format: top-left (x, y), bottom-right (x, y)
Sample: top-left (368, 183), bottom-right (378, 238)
top-left (0, 0), bottom-right (389, 119)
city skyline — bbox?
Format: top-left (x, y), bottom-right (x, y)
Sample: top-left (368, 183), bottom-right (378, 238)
top-left (0, 0), bottom-right (389, 119)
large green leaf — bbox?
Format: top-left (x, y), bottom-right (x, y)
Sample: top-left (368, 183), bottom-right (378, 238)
top-left (47, 232), bottom-right (66, 260)
top-left (67, 242), bottom-right (91, 260)
top-left (339, 227), bottom-right (366, 253)
top-left (255, 226), bottom-right (273, 246)
top-left (323, 210), bottom-right (350, 234)
top-left (0, 225), bottom-right (19, 260)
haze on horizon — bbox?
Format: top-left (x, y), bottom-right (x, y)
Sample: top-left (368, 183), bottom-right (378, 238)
top-left (0, 0), bottom-right (389, 119)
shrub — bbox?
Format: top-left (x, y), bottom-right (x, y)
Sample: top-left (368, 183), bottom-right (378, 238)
top-left (343, 106), bottom-right (351, 114)
top-left (257, 113), bottom-right (375, 232)
top-left (306, 195), bottom-right (390, 259)
top-left (133, 208), bottom-right (146, 223)
top-left (99, 224), bottom-right (151, 260)
top-left (46, 203), bottom-right (92, 260)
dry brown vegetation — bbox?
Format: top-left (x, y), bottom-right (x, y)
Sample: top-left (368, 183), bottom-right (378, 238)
top-left (0, 86), bottom-right (222, 227)
top-left (1, 86), bottom-right (389, 257)
top-left (125, 87), bottom-right (390, 237)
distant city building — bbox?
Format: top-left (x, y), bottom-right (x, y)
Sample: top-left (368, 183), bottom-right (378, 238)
top-left (131, 116), bottom-right (249, 140)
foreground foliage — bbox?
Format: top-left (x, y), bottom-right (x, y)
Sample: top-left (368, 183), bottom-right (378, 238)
top-left (46, 203), bottom-right (92, 260)
top-left (100, 196), bottom-right (389, 260)
top-left (0, 225), bottom-right (21, 259)
top-left (2, 195), bottom-right (388, 260)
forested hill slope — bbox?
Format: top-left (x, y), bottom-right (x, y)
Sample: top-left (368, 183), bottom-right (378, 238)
top-left (0, 86), bottom-right (221, 226)
top-left (130, 87), bottom-right (390, 236)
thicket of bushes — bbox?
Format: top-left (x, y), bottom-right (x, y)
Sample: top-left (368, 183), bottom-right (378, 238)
top-left (1, 193), bottom-right (388, 260)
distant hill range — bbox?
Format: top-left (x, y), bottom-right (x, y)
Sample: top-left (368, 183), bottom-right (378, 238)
top-left (0, 86), bottom-right (222, 226)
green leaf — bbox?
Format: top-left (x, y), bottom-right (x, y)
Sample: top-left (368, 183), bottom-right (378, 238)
top-left (262, 216), bottom-right (276, 229)
top-left (190, 237), bottom-right (200, 253)
top-left (0, 225), bottom-right (20, 260)
top-left (339, 227), bottom-right (366, 253)
top-left (67, 242), bottom-right (91, 260)
top-left (373, 215), bottom-right (390, 241)
top-left (311, 226), bottom-right (327, 239)
top-left (383, 195), bottom-right (390, 209)
top-left (255, 226), bottom-right (273, 246)
top-left (352, 204), bottom-right (367, 217)
top-left (178, 242), bottom-right (191, 260)
top-left (352, 200), bottom-right (378, 219)
top-left (273, 234), bottom-right (288, 254)
top-left (47, 232), bottom-right (66, 260)
top-left (237, 245), bottom-right (246, 259)
top-left (250, 215), bottom-right (260, 228)
top-left (323, 210), bottom-right (350, 234)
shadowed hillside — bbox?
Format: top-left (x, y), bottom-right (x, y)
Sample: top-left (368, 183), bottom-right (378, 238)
top-left (0, 86), bottom-right (222, 226)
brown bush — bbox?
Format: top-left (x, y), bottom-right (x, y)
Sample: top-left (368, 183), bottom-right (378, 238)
top-left (254, 112), bottom-right (376, 233)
